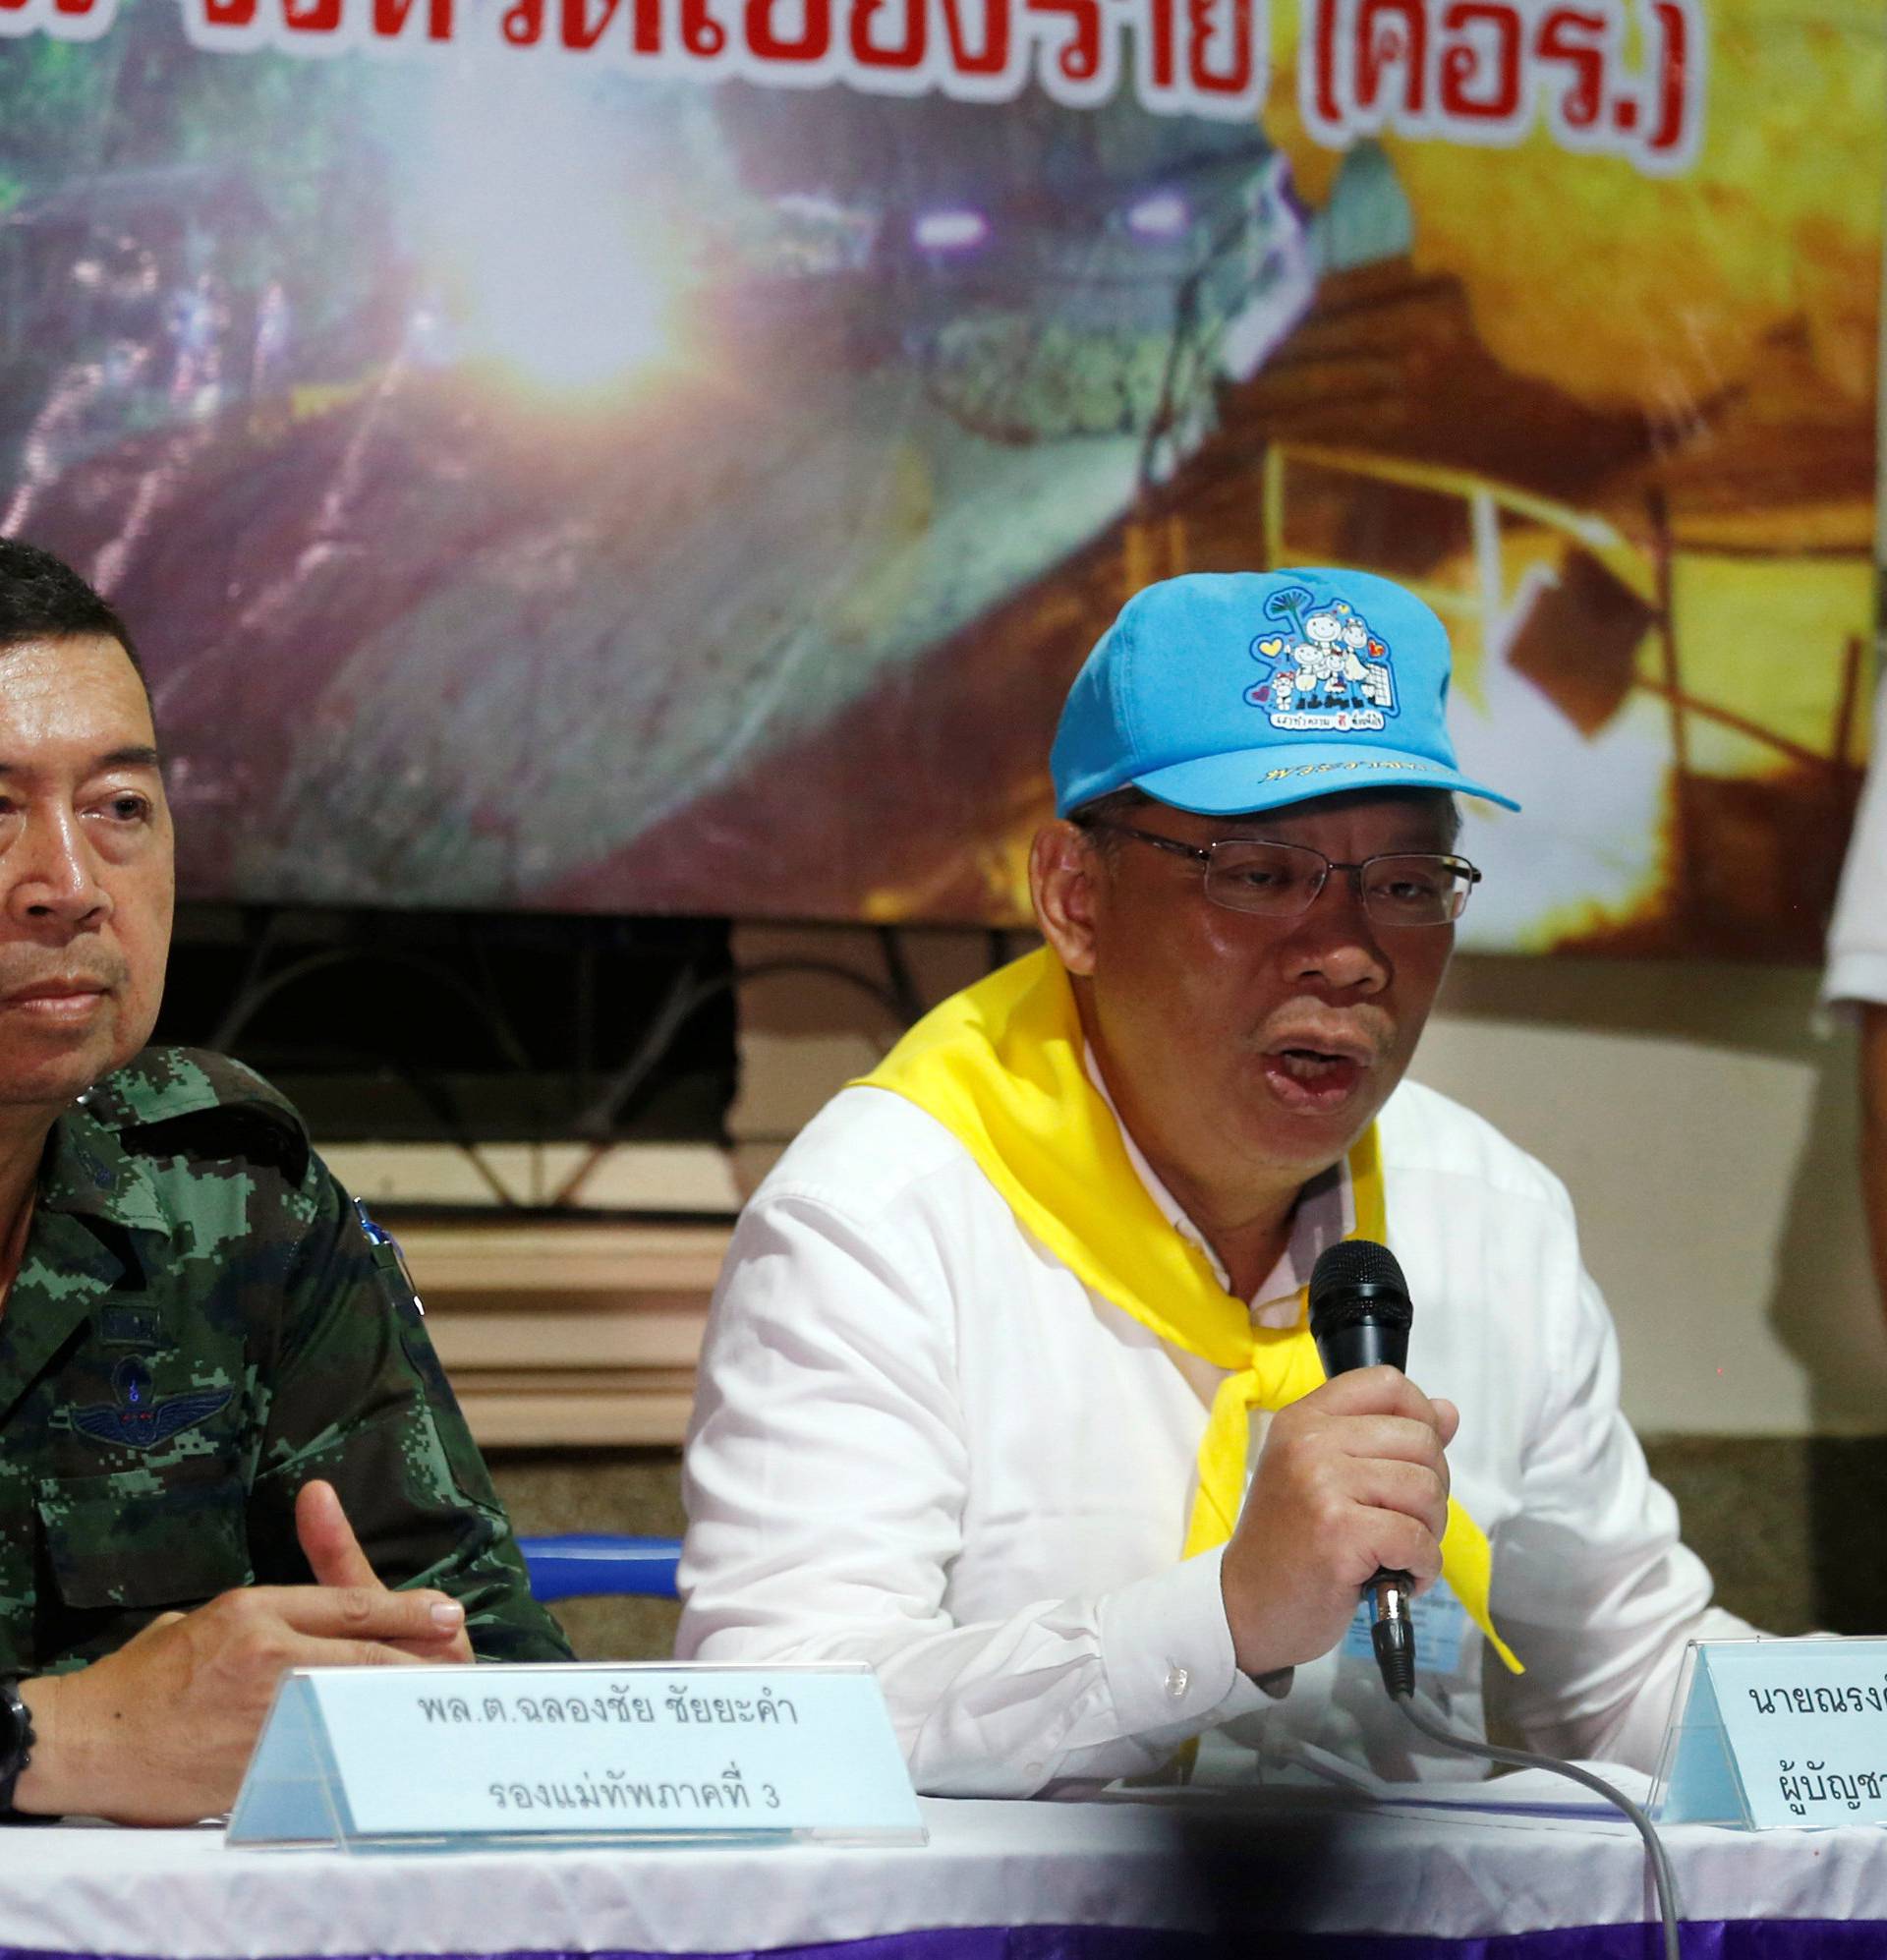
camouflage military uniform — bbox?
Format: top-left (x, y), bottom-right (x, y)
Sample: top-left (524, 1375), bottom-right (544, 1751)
top-left (0, 1047), bottom-right (570, 1677)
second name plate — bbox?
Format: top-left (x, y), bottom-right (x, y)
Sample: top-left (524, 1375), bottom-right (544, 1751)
top-left (228, 1661), bottom-right (924, 1848)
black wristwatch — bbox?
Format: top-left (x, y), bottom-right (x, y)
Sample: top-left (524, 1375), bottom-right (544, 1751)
top-left (0, 1677), bottom-right (35, 1814)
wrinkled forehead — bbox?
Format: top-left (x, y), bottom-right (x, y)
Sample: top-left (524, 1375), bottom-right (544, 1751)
top-left (0, 633), bottom-right (161, 766)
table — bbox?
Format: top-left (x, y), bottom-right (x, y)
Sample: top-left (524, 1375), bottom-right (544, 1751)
top-left (2, 1792), bottom-right (1883, 1960)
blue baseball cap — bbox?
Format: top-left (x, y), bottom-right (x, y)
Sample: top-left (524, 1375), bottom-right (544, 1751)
top-left (1051, 569), bottom-right (1519, 817)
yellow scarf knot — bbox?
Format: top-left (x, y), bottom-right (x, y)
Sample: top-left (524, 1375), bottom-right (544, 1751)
top-left (854, 946), bottom-right (1519, 1677)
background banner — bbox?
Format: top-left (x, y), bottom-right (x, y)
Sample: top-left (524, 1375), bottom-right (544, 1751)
top-left (0, 0), bottom-right (1876, 950)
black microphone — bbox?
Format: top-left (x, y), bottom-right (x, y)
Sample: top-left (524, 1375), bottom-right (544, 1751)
top-left (1308, 1238), bottom-right (1418, 1698)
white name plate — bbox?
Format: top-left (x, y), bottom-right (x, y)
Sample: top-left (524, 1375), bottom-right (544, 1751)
top-left (228, 1662), bottom-right (925, 1848)
top-left (1654, 1638), bottom-right (1887, 1829)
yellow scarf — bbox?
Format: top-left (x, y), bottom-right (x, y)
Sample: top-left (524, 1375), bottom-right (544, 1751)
top-left (854, 947), bottom-right (1519, 1676)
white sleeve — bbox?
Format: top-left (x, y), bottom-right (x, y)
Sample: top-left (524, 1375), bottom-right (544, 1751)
top-left (1490, 1240), bottom-right (1751, 1773)
top-left (676, 1189), bottom-right (1270, 1796)
top-left (1824, 683), bottom-right (1887, 1009)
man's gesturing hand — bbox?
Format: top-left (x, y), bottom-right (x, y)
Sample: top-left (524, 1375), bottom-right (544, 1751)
top-left (1219, 1365), bottom-right (1458, 1681)
top-left (15, 1482), bottom-right (470, 1826)
top-left (294, 1478), bottom-right (475, 1663)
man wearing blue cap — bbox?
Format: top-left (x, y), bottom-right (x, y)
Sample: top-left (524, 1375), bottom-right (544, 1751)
top-left (679, 570), bottom-right (1744, 1795)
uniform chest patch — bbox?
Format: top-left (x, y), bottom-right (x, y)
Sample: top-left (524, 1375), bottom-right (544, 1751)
top-left (98, 1306), bottom-right (166, 1351)
top-left (72, 1355), bottom-right (233, 1452)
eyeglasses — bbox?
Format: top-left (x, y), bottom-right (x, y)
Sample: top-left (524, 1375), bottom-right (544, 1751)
top-left (1079, 820), bottom-right (1482, 927)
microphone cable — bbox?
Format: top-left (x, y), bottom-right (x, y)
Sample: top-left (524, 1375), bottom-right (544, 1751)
top-left (1381, 1677), bottom-right (1682, 1960)
top-left (1306, 1239), bottom-right (1682, 1955)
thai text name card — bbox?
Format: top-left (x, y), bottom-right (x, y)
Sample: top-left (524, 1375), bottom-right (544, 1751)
top-left (228, 1662), bottom-right (924, 1849)
top-left (1657, 1638), bottom-right (1887, 1829)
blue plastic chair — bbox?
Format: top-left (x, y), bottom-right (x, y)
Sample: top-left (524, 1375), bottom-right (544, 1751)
top-left (518, 1533), bottom-right (682, 1602)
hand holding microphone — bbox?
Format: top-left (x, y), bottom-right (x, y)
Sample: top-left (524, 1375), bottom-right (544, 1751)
top-left (1219, 1239), bottom-right (1455, 1685)
top-left (1308, 1239), bottom-right (1428, 1695)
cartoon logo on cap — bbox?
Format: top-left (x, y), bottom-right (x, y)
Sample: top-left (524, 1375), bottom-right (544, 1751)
top-left (1244, 586), bottom-right (1397, 732)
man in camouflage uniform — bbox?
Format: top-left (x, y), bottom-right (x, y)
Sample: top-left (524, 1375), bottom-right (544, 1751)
top-left (0, 541), bottom-right (569, 1826)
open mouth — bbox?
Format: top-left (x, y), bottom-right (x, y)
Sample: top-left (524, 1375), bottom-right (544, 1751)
top-left (1261, 1045), bottom-right (1365, 1110)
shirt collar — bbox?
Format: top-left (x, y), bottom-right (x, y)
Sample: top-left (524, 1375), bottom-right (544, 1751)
top-left (36, 1093), bottom-right (170, 1234)
top-left (1083, 1043), bottom-right (1355, 1329)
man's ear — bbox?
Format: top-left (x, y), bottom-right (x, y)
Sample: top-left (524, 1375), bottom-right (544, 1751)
top-left (1030, 821), bottom-right (1106, 977)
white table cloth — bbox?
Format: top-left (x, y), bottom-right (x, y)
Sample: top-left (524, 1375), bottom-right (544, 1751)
top-left (1, 1791), bottom-right (1882, 1957)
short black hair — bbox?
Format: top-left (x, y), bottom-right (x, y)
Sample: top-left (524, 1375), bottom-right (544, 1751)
top-left (1068, 785), bottom-right (1152, 862)
top-left (0, 538), bottom-right (144, 682)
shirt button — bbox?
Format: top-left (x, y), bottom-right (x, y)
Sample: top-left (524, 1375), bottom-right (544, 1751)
top-left (1165, 1665), bottom-right (1191, 1700)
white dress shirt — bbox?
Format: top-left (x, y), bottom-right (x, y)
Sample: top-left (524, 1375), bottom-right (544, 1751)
top-left (1825, 681), bottom-right (1887, 1009)
top-left (678, 1073), bottom-right (1744, 1797)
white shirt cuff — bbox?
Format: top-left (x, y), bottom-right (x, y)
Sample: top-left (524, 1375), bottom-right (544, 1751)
top-left (1098, 1545), bottom-right (1251, 1736)
top-left (1822, 950), bottom-right (1887, 1014)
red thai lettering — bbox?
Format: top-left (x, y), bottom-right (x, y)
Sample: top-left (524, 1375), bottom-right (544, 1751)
top-left (372, 0), bottom-right (451, 33)
top-left (1643, 0), bottom-right (1690, 152)
top-left (1354, 0), bottom-right (1427, 116)
top-left (1144, 0), bottom-right (1176, 86)
top-left (561, 0), bottom-right (620, 46)
top-left (849, 0), bottom-right (925, 69)
top-left (1533, 5), bottom-right (1605, 127)
top-left (940, 0), bottom-right (1009, 72)
top-left (146, 0), bottom-right (1698, 158)
top-left (680, 0), bottom-right (725, 50)
top-left (530, 0), bottom-right (657, 48)
top-left (1185, 0), bottom-right (1253, 94)
top-left (1304, 0), bottom-right (1345, 122)
top-left (1438, 0), bottom-right (1520, 116)
top-left (745, 0), bottom-right (829, 58)
top-left (1296, 0), bottom-right (1698, 166)
top-left (1026, 0), bottom-right (1101, 81)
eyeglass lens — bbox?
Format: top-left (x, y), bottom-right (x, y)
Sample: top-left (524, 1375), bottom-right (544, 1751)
top-left (1204, 842), bottom-right (1471, 923)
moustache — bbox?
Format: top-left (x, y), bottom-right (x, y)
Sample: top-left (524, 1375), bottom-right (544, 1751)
top-left (1253, 1004), bottom-right (1396, 1066)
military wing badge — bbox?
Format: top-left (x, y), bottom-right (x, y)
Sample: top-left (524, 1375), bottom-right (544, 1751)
top-left (73, 1356), bottom-right (233, 1451)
